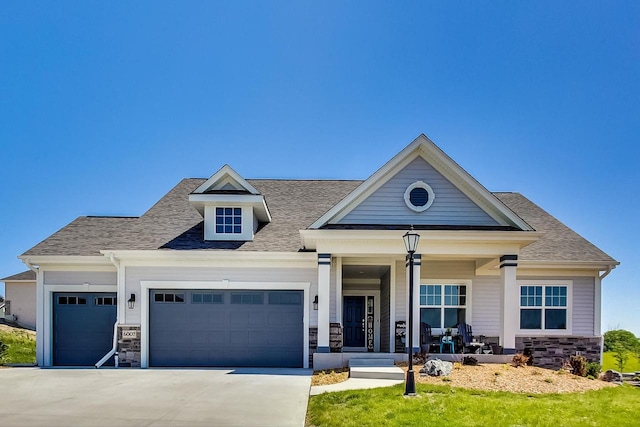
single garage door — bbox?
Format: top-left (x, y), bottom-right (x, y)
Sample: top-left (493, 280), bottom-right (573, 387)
top-left (53, 292), bottom-right (117, 366)
top-left (150, 290), bottom-right (303, 367)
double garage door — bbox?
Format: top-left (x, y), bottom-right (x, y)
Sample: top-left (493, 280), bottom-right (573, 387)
top-left (149, 289), bottom-right (303, 368)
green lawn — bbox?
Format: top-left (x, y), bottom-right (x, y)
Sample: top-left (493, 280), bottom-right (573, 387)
top-left (602, 352), bottom-right (640, 372)
top-left (0, 328), bottom-right (36, 365)
top-left (307, 384), bottom-right (640, 427)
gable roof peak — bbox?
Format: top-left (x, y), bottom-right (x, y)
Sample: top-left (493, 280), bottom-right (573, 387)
top-left (191, 164), bottom-right (260, 195)
top-left (309, 133), bottom-right (534, 231)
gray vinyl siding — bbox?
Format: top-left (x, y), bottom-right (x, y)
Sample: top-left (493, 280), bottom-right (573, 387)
top-left (572, 277), bottom-right (595, 335)
top-left (44, 271), bottom-right (117, 286)
top-left (471, 276), bottom-right (501, 336)
top-left (518, 276), bottom-right (595, 336)
top-left (380, 270), bottom-right (391, 353)
top-left (339, 157), bottom-right (498, 226)
top-left (125, 266), bottom-right (316, 326)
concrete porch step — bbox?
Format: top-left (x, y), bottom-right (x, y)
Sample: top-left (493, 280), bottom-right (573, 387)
top-left (348, 358), bottom-right (395, 367)
top-left (350, 366), bottom-right (405, 381)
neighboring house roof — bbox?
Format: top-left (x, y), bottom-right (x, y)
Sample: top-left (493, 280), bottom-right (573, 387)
top-left (2, 270), bottom-right (36, 282)
top-left (20, 177), bottom-right (616, 265)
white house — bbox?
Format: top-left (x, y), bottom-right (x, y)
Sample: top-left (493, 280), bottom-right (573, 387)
top-left (19, 135), bottom-right (618, 369)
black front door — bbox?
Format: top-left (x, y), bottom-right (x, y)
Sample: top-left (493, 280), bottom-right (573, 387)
top-left (343, 296), bottom-right (365, 347)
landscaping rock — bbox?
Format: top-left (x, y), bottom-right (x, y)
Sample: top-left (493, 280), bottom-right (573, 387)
top-left (601, 370), bottom-right (623, 383)
top-left (420, 359), bottom-right (453, 377)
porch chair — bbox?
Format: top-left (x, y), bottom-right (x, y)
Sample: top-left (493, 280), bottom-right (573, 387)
top-left (420, 322), bottom-right (439, 353)
top-left (457, 322), bottom-right (480, 354)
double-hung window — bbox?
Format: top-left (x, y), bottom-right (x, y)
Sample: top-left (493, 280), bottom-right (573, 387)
top-left (215, 207), bottom-right (242, 234)
top-left (419, 283), bottom-right (467, 329)
top-left (519, 281), bottom-right (570, 331)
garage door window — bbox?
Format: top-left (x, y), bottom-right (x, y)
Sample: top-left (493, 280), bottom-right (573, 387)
top-left (154, 292), bottom-right (185, 303)
top-left (269, 291), bottom-right (302, 305)
top-left (192, 292), bottom-right (224, 304)
top-left (58, 296), bottom-right (87, 305)
top-left (231, 292), bottom-right (263, 304)
top-left (95, 297), bottom-right (117, 306)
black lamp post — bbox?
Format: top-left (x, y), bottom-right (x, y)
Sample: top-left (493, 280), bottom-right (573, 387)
top-left (403, 227), bottom-right (420, 396)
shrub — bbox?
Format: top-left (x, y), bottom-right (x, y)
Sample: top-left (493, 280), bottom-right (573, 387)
top-left (512, 353), bottom-right (529, 368)
top-left (586, 362), bottom-right (601, 378)
top-left (612, 344), bottom-right (630, 372)
top-left (0, 340), bottom-right (7, 364)
top-left (462, 356), bottom-right (478, 366)
top-left (569, 355), bottom-right (587, 377)
top-left (523, 347), bottom-right (535, 366)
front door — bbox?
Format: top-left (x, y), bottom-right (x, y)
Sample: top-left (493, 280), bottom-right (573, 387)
top-left (343, 296), bottom-right (365, 347)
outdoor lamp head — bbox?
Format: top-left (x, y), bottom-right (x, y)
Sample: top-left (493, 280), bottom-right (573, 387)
top-left (403, 227), bottom-right (420, 253)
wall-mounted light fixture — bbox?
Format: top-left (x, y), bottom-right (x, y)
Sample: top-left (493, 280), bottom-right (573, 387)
top-left (313, 295), bottom-right (318, 310)
top-left (128, 293), bottom-right (136, 309)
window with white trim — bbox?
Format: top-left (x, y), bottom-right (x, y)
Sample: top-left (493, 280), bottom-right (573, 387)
top-left (215, 207), bottom-right (242, 234)
top-left (519, 285), bottom-right (568, 330)
top-left (419, 284), bottom-right (466, 329)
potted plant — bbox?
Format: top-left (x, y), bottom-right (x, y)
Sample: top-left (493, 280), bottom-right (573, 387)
top-left (445, 327), bottom-right (452, 337)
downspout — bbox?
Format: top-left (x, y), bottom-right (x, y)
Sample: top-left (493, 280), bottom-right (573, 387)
top-left (23, 258), bottom-right (39, 274)
top-left (95, 253), bottom-right (120, 368)
top-left (599, 265), bottom-right (613, 280)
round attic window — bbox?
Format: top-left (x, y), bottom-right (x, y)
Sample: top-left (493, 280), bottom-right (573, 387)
top-left (404, 181), bottom-right (435, 212)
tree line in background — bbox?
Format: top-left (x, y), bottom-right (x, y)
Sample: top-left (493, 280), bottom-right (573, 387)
top-left (604, 329), bottom-right (640, 372)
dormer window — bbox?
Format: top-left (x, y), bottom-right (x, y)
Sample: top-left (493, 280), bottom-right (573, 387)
top-left (188, 165), bottom-right (272, 242)
top-left (216, 207), bottom-right (242, 234)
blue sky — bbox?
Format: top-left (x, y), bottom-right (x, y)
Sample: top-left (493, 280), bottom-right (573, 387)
top-left (1, 2), bottom-right (638, 335)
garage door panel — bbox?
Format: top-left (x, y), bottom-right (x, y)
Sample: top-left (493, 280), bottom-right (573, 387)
top-left (150, 289), bottom-right (303, 367)
top-left (53, 292), bottom-right (117, 366)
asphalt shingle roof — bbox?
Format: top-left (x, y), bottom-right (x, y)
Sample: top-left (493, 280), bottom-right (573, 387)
top-left (21, 179), bottom-right (617, 264)
top-left (1, 270), bottom-right (36, 281)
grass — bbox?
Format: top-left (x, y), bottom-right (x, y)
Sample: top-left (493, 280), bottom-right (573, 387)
top-left (0, 328), bottom-right (36, 365)
top-left (602, 352), bottom-right (640, 372)
top-left (306, 383), bottom-right (640, 427)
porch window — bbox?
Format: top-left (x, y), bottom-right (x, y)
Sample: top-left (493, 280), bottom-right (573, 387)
top-left (419, 284), bottom-right (466, 329)
top-left (519, 285), bottom-right (567, 330)
top-left (215, 207), bottom-right (242, 234)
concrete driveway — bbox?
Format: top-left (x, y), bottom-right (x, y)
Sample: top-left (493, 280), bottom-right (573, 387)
top-left (0, 368), bottom-right (312, 426)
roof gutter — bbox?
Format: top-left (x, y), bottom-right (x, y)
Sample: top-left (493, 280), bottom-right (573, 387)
top-left (599, 265), bottom-right (614, 280)
top-left (22, 258), bottom-right (39, 273)
top-left (95, 253), bottom-right (120, 369)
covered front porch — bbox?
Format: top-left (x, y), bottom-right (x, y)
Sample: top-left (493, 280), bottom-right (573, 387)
top-left (310, 243), bottom-right (527, 370)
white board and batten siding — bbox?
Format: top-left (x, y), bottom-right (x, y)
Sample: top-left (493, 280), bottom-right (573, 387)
top-left (124, 266), bottom-right (318, 326)
top-left (339, 157), bottom-right (499, 226)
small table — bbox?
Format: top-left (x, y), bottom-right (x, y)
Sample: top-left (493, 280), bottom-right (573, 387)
top-left (467, 341), bottom-right (484, 354)
top-left (440, 336), bottom-right (455, 354)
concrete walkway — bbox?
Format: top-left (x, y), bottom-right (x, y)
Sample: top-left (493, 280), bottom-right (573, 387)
top-left (310, 378), bottom-right (403, 395)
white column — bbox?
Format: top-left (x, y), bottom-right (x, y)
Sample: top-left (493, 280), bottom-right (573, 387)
top-left (412, 255), bottom-right (421, 353)
top-left (35, 267), bottom-right (44, 366)
top-left (500, 255), bottom-right (518, 354)
top-left (405, 254), bottom-right (421, 353)
top-left (317, 254), bottom-right (331, 353)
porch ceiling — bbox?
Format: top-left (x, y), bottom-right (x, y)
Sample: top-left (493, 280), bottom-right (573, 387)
top-left (342, 264), bottom-right (390, 280)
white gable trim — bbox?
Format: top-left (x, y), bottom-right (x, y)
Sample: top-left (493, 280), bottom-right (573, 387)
top-left (310, 135), bottom-right (533, 231)
top-left (192, 164), bottom-right (260, 195)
